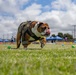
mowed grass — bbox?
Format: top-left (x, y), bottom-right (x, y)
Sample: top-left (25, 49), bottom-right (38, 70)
top-left (0, 43), bottom-right (76, 75)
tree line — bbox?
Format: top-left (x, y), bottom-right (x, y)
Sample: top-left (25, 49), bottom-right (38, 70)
top-left (52, 32), bottom-right (73, 40)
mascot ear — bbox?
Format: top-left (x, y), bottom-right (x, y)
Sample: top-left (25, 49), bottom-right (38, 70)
top-left (38, 23), bottom-right (43, 28)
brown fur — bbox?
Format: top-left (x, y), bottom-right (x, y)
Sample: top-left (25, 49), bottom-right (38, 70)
top-left (16, 21), bottom-right (50, 49)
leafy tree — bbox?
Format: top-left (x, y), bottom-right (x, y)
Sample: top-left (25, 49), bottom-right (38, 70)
top-left (52, 34), bottom-right (56, 37)
top-left (58, 32), bottom-right (64, 38)
top-left (64, 33), bottom-right (73, 39)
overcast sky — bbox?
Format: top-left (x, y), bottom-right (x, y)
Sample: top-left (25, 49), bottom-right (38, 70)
top-left (0, 0), bottom-right (76, 39)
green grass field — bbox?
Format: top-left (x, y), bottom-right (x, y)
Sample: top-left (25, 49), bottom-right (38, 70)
top-left (0, 43), bottom-right (76, 75)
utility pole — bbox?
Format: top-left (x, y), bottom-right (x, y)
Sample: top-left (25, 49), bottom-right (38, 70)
top-left (3, 34), bottom-right (4, 40)
top-left (73, 25), bottom-right (76, 39)
top-left (3, 34), bottom-right (4, 42)
top-left (7, 34), bottom-right (8, 40)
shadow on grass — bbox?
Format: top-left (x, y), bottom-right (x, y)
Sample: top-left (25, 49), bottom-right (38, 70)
top-left (27, 48), bottom-right (42, 50)
top-left (11, 47), bottom-right (42, 50)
